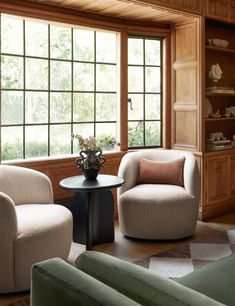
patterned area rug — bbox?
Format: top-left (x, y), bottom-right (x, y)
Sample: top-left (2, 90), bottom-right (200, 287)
top-left (134, 228), bottom-right (235, 278)
top-left (7, 298), bottom-right (30, 306)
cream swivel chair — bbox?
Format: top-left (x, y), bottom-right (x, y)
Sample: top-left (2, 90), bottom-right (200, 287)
top-left (0, 165), bottom-right (73, 293)
top-left (118, 149), bottom-right (200, 240)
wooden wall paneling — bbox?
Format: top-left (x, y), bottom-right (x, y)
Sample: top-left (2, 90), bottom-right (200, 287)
top-left (206, 0), bottom-right (230, 21)
top-left (206, 0), bottom-right (217, 17)
top-left (0, 0), bottom-right (195, 25)
top-left (200, 17), bottom-right (205, 153)
top-left (117, 31), bottom-right (128, 151)
top-left (162, 32), bottom-right (172, 148)
top-left (175, 65), bottom-right (197, 104)
top-left (130, 0), bottom-right (203, 15)
top-left (217, 0), bottom-right (230, 19)
top-left (171, 20), bottom-right (201, 151)
top-left (230, 0), bottom-right (235, 22)
top-left (174, 108), bottom-right (197, 148)
top-left (0, 0), bottom-right (125, 32)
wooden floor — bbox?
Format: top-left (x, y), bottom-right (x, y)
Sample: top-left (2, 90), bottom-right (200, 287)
top-left (1, 211), bottom-right (235, 306)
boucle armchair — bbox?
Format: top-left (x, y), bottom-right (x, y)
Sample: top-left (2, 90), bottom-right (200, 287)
top-left (118, 149), bottom-right (200, 240)
top-left (0, 165), bottom-right (73, 293)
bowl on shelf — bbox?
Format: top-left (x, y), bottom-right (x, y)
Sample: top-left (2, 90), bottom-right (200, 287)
top-left (208, 38), bottom-right (229, 48)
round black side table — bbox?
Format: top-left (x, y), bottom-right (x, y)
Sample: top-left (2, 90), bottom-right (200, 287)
top-left (59, 174), bottom-right (124, 250)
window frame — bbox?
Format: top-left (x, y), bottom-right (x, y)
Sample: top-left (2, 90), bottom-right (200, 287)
top-left (1, 15), bottom-right (118, 160)
top-left (0, 4), bottom-right (171, 163)
top-left (127, 35), bottom-right (163, 149)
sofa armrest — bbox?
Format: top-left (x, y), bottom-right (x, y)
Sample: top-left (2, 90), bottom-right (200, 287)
top-left (0, 192), bottom-right (18, 292)
top-left (75, 251), bottom-right (225, 306)
top-left (31, 258), bottom-right (141, 306)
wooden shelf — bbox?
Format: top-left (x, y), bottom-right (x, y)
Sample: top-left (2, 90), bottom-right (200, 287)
top-left (205, 117), bottom-right (235, 122)
top-left (205, 147), bottom-right (235, 154)
top-left (205, 45), bottom-right (235, 54)
top-left (205, 92), bottom-right (235, 97)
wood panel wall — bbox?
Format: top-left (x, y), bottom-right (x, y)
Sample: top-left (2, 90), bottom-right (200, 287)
top-left (171, 18), bottom-right (202, 152)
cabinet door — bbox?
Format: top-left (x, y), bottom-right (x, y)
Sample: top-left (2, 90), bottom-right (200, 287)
top-left (206, 156), bottom-right (229, 204)
top-left (230, 155), bottom-right (235, 198)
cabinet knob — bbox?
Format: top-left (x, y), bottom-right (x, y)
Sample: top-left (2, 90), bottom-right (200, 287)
top-left (216, 167), bottom-right (222, 174)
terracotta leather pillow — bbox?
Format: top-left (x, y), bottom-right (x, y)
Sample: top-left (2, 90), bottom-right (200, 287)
top-left (137, 157), bottom-right (185, 186)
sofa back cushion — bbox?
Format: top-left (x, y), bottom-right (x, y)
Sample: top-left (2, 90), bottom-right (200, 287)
top-left (76, 251), bottom-right (224, 306)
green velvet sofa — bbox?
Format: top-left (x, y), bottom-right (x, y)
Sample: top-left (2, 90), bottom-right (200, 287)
top-left (31, 251), bottom-right (235, 306)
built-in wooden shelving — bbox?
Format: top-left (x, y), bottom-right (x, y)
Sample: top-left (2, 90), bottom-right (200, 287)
top-left (205, 117), bottom-right (235, 122)
top-left (205, 45), bottom-right (235, 54)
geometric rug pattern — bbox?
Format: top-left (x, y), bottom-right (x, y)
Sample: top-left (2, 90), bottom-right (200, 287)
top-left (134, 229), bottom-right (235, 278)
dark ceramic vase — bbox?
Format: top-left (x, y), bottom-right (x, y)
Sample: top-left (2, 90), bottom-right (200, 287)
top-left (76, 150), bottom-right (105, 180)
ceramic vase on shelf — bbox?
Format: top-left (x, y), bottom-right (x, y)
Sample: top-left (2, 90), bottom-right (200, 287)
top-left (76, 149), bottom-right (105, 180)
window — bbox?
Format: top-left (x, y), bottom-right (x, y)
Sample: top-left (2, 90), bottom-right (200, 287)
top-left (0, 14), bottom-right (164, 162)
top-left (128, 36), bottom-right (162, 148)
top-left (0, 14), bottom-right (117, 160)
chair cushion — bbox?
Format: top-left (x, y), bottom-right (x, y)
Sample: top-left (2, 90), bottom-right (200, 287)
top-left (137, 157), bottom-right (185, 186)
top-left (121, 184), bottom-right (191, 205)
top-left (119, 185), bottom-right (196, 239)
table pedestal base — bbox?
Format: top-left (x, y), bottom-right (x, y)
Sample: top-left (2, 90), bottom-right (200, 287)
top-left (71, 190), bottom-right (114, 250)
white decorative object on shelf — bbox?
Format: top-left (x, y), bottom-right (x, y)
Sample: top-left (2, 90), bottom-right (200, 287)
top-left (205, 97), bottom-right (212, 118)
top-left (208, 63), bottom-right (222, 87)
top-left (208, 39), bottom-right (229, 48)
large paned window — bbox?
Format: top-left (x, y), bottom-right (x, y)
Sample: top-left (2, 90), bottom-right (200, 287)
top-left (0, 13), bottom-right (164, 162)
top-left (0, 14), bottom-right (117, 160)
top-left (128, 36), bottom-right (162, 148)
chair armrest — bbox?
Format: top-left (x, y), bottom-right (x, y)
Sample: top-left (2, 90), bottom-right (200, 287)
top-left (0, 192), bottom-right (18, 292)
top-left (0, 165), bottom-right (53, 205)
top-left (183, 153), bottom-right (200, 199)
top-left (118, 152), bottom-right (139, 196)
top-left (31, 258), bottom-right (140, 306)
top-left (75, 251), bottom-right (224, 306)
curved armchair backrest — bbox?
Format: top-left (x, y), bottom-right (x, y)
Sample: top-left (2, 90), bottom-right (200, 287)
top-left (0, 165), bottom-right (54, 205)
top-left (118, 149), bottom-right (200, 199)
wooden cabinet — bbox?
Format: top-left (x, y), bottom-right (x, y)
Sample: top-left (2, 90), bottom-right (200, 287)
top-left (230, 154), bottom-right (235, 197)
top-left (205, 20), bottom-right (235, 146)
top-left (205, 155), bottom-right (229, 204)
top-left (200, 150), bottom-right (235, 220)
top-left (197, 19), bottom-right (235, 220)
